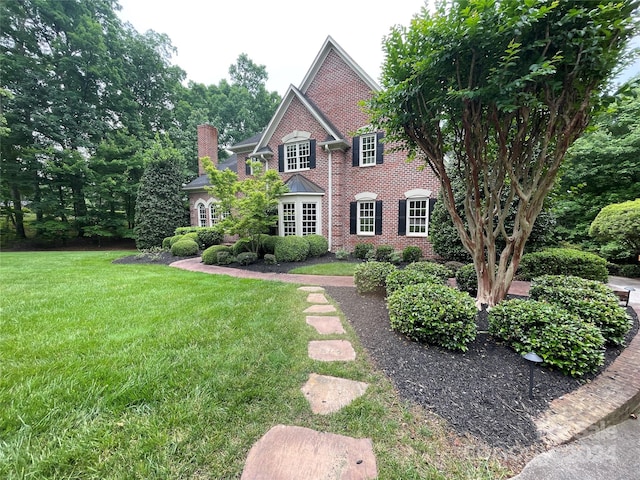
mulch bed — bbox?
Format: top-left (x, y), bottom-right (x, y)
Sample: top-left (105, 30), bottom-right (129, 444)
top-left (115, 252), bottom-right (639, 452)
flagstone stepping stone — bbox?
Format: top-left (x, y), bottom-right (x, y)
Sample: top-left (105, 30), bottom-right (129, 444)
top-left (306, 292), bottom-right (329, 304)
top-left (304, 304), bottom-right (337, 314)
top-left (306, 316), bottom-right (346, 335)
top-left (298, 286), bottom-right (325, 292)
top-left (301, 373), bottom-right (369, 415)
top-left (308, 340), bottom-right (356, 361)
top-left (241, 424), bottom-right (377, 480)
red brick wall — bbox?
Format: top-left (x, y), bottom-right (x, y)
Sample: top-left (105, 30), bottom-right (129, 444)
top-left (197, 124), bottom-right (218, 175)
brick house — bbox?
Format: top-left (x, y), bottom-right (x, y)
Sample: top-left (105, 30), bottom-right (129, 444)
top-left (183, 36), bottom-right (440, 256)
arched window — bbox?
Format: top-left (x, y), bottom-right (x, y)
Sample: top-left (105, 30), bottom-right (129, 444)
top-left (197, 202), bottom-right (208, 227)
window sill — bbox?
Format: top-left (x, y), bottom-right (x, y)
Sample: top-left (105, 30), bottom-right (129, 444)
top-left (284, 167), bottom-right (311, 173)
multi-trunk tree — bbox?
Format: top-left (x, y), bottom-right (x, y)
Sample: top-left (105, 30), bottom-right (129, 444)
top-left (368, 0), bottom-right (638, 307)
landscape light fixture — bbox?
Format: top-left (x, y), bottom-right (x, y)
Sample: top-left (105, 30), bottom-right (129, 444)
top-left (523, 352), bottom-right (543, 400)
top-left (622, 287), bottom-right (635, 307)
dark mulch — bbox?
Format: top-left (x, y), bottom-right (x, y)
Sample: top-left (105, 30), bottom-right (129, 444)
top-left (115, 252), bottom-right (639, 452)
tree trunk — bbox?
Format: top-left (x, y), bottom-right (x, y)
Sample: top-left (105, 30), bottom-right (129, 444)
top-left (10, 184), bottom-right (26, 239)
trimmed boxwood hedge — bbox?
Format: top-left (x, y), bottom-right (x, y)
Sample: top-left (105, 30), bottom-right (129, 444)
top-left (274, 236), bottom-right (310, 263)
top-left (170, 238), bottom-right (199, 257)
top-left (354, 261), bottom-right (396, 294)
top-left (402, 246), bottom-right (423, 263)
top-left (353, 242), bottom-right (374, 260)
top-left (387, 283), bottom-right (477, 351)
top-left (306, 234), bottom-right (329, 257)
top-left (385, 268), bottom-right (444, 295)
top-left (488, 299), bottom-right (605, 377)
top-left (518, 248), bottom-right (608, 282)
top-left (202, 245), bottom-right (232, 265)
top-left (529, 275), bottom-right (632, 346)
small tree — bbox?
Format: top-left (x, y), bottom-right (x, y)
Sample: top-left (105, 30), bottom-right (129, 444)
top-left (368, 0), bottom-right (638, 306)
top-left (204, 158), bottom-right (288, 253)
top-left (589, 198), bottom-right (640, 262)
top-left (134, 136), bottom-right (188, 249)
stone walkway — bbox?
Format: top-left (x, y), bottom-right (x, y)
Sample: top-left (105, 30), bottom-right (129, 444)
top-left (240, 286), bottom-right (377, 479)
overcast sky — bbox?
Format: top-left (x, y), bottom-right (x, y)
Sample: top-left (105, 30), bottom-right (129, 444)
top-left (116, 0), bottom-right (639, 95)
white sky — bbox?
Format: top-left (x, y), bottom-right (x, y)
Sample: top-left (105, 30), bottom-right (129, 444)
top-left (117, 0), bottom-right (429, 95)
top-left (116, 0), bottom-right (639, 95)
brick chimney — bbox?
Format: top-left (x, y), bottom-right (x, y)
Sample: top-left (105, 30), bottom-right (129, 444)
top-left (197, 124), bottom-right (218, 175)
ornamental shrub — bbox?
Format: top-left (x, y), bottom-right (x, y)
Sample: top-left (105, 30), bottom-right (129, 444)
top-left (618, 264), bottom-right (640, 278)
top-left (202, 245), bottom-right (232, 265)
top-left (455, 264), bottom-right (477, 294)
top-left (169, 234), bottom-right (184, 246)
top-left (387, 283), bottom-right (477, 351)
top-left (405, 261), bottom-right (453, 283)
top-left (274, 236), bottom-right (310, 263)
top-left (306, 234), bottom-right (329, 257)
top-left (170, 238), bottom-right (199, 257)
top-left (264, 253), bottom-right (277, 265)
top-left (217, 251), bottom-right (235, 265)
top-left (232, 238), bottom-right (253, 256)
top-left (530, 275), bottom-right (632, 346)
top-left (402, 246), bottom-right (423, 263)
top-left (335, 248), bottom-right (350, 260)
top-left (445, 261), bottom-right (465, 276)
top-left (162, 236), bottom-right (172, 249)
top-left (518, 248), bottom-right (608, 282)
top-left (261, 235), bottom-right (279, 255)
top-left (375, 244), bottom-right (394, 262)
top-left (354, 261), bottom-right (396, 294)
top-left (237, 252), bottom-right (258, 265)
top-left (488, 299), bottom-right (605, 377)
top-left (385, 268), bottom-right (444, 295)
top-left (389, 251), bottom-right (403, 265)
top-left (354, 242), bottom-right (374, 260)
top-left (196, 227), bottom-right (223, 249)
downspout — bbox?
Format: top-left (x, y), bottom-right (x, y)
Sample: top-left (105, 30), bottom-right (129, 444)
top-left (324, 145), bottom-right (333, 251)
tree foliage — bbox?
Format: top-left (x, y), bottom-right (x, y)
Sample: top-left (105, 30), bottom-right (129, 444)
top-left (553, 78), bottom-right (640, 245)
top-left (368, 0), bottom-right (638, 306)
top-left (589, 198), bottom-right (640, 261)
top-left (204, 159), bottom-right (288, 253)
top-left (134, 136), bottom-right (188, 249)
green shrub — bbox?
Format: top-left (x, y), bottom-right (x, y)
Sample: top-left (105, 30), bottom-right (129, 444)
top-left (387, 283), bottom-right (477, 351)
top-left (402, 246), bottom-right (423, 263)
top-left (264, 253), bottom-right (277, 265)
top-left (385, 268), bottom-right (444, 295)
top-left (261, 235), bottom-right (279, 255)
top-left (445, 261), bottom-right (465, 276)
top-left (174, 227), bottom-right (198, 235)
top-left (354, 261), bottom-right (396, 294)
top-left (518, 248), bottom-right (608, 282)
top-left (354, 242), bottom-right (374, 260)
top-left (217, 251), bottom-right (235, 265)
top-left (274, 236), bottom-right (310, 263)
top-left (196, 227), bottom-right (223, 248)
top-left (306, 234), bottom-right (329, 257)
top-left (237, 252), bottom-right (258, 265)
top-left (455, 264), bottom-right (477, 294)
top-left (169, 234), bottom-right (184, 246)
top-left (232, 238), bottom-right (253, 256)
top-left (618, 264), bottom-right (640, 278)
top-left (405, 261), bottom-right (453, 283)
top-left (170, 238), bottom-right (199, 257)
top-left (202, 245), bottom-right (232, 265)
top-left (389, 251), bottom-right (403, 265)
top-left (162, 236), bottom-right (172, 249)
top-left (530, 275), bottom-right (632, 346)
top-left (335, 248), bottom-right (350, 260)
top-left (488, 299), bottom-right (605, 377)
top-left (375, 245), bottom-right (394, 262)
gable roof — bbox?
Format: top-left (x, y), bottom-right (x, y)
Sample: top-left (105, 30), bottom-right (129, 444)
top-left (299, 36), bottom-right (380, 94)
top-left (182, 153), bottom-right (238, 191)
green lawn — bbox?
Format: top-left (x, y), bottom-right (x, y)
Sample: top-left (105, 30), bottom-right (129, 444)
top-left (0, 251), bottom-right (509, 479)
top-left (288, 261), bottom-right (359, 276)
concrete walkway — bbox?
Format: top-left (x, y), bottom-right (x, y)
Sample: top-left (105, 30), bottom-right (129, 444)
top-left (170, 258), bottom-right (640, 479)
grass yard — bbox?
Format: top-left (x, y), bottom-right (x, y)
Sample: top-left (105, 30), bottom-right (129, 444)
top-left (0, 251), bottom-right (510, 479)
top-left (288, 261), bottom-right (359, 276)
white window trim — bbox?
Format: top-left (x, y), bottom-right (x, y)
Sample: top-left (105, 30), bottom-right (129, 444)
top-left (284, 140), bottom-right (311, 173)
top-left (357, 200), bottom-right (376, 236)
top-left (196, 201), bottom-right (208, 227)
top-left (359, 133), bottom-right (377, 167)
top-left (403, 190), bottom-right (432, 238)
top-left (355, 192), bottom-right (377, 201)
top-left (277, 194), bottom-right (323, 237)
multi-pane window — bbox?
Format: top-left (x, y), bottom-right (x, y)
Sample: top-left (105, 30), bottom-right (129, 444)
top-left (358, 201), bottom-right (375, 235)
top-left (285, 141), bottom-right (310, 171)
top-left (282, 202), bottom-right (297, 236)
top-left (302, 203), bottom-right (317, 235)
top-left (407, 199), bottom-right (428, 236)
top-left (359, 134), bottom-right (376, 166)
top-left (197, 203), bottom-right (207, 227)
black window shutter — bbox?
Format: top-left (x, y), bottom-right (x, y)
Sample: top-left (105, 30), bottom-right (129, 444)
top-left (278, 144), bottom-right (284, 172)
top-left (245, 158), bottom-right (251, 175)
top-left (309, 139), bottom-right (316, 169)
top-left (376, 132), bottom-right (384, 164)
top-left (349, 202), bottom-right (357, 235)
top-left (352, 136), bottom-right (360, 167)
top-left (428, 198), bottom-right (436, 233)
top-left (374, 200), bottom-right (383, 235)
top-left (398, 199), bottom-right (407, 235)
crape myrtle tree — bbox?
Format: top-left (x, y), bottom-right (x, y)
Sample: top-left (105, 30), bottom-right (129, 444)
top-left (367, 0), bottom-right (639, 307)
top-left (134, 136), bottom-right (188, 250)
